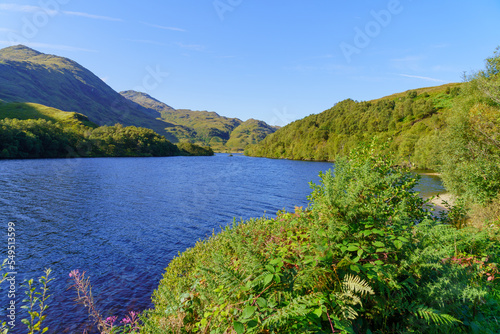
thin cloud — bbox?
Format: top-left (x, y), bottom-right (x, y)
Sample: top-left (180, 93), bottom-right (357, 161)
top-left (62, 11), bottom-right (123, 22)
top-left (0, 40), bottom-right (98, 53)
top-left (141, 22), bottom-right (186, 32)
top-left (399, 74), bottom-right (446, 83)
top-left (0, 3), bottom-right (123, 22)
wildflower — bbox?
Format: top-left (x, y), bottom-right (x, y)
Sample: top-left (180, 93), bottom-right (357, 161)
top-left (69, 269), bottom-right (80, 278)
top-left (106, 316), bottom-right (117, 325)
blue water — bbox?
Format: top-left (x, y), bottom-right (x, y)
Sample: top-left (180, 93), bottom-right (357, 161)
top-left (0, 154), bottom-right (444, 333)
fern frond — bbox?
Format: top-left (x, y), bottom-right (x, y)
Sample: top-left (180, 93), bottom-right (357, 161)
top-left (410, 304), bottom-right (461, 326)
top-left (342, 274), bottom-right (374, 296)
top-left (262, 292), bottom-right (322, 327)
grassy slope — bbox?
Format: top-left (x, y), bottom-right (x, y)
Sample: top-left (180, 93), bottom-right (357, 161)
top-left (245, 83), bottom-right (462, 168)
top-left (121, 90), bottom-right (242, 144)
top-left (121, 90), bottom-right (279, 151)
top-left (0, 100), bottom-right (97, 127)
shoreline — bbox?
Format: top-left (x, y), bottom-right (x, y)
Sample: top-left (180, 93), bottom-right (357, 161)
top-left (425, 192), bottom-right (454, 213)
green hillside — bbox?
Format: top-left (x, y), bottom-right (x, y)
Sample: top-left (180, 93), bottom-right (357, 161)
top-left (246, 82), bottom-right (462, 169)
top-left (0, 100), bottom-right (213, 159)
top-left (226, 118), bottom-right (280, 151)
top-left (0, 100), bottom-right (97, 127)
top-left (121, 90), bottom-right (278, 151)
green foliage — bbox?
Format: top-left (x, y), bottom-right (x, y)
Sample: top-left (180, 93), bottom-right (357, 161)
top-left (21, 269), bottom-right (54, 334)
top-left (0, 260), bottom-right (10, 334)
top-left (226, 119), bottom-right (278, 152)
top-left (176, 142), bottom-right (214, 156)
top-left (245, 83), bottom-right (459, 168)
top-left (440, 48), bottom-right (500, 205)
top-left (0, 113), bottom-right (212, 159)
top-left (0, 263), bottom-right (54, 334)
top-left (0, 118), bottom-right (184, 159)
top-left (142, 145), bottom-right (500, 333)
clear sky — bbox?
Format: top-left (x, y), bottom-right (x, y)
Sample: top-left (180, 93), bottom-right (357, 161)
top-left (1, 0), bottom-right (500, 125)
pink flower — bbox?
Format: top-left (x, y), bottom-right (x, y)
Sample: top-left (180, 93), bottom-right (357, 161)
top-left (69, 269), bottom-right (80, 278)
top-left (106, 316), bottom-right (117, 324)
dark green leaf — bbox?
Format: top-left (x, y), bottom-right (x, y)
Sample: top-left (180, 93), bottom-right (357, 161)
top-left (248, 320), bottom-right (258, 328)
top-left (233, 321), bottom-right (245, 334)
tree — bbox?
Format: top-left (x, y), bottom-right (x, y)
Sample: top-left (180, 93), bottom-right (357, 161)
top-left (440, 47), bottom-right (500, 204)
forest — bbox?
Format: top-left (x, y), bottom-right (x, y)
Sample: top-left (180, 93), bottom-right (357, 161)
top-left (245, 83), bottom-right (461, 169)
top-left (0, 109), bottom-right (213, 159)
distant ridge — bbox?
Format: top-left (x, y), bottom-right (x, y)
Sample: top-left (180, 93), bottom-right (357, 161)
top-left (121, 90), bottom-right (278, 150)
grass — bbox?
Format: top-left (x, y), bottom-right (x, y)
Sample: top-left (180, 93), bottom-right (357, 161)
top-left (0, 102), bottom-right (97, 127)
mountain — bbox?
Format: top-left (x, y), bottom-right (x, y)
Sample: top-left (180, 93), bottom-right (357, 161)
top-left (0, 45), bottom-right (177, 141)
top-left (0, 45), bottom-right (277, 150)
top-left (245, 83), bottom-right (463, 168)
top-left (226, 119), bottom-right (279, 149)
top-left (121, 90), bottom-right (278, 151)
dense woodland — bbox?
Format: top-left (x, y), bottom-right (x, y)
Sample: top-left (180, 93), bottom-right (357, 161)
top-left (246, 83), bottom-right (461, 169)
top-left (0, 103), bottom-right (213, 159)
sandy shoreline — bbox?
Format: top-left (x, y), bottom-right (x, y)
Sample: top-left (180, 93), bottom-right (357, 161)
top-left (424, 192), bottom-right (454, 213)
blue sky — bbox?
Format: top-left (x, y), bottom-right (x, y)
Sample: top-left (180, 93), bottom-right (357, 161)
top-left (1, 1), bottom-right (500, 125)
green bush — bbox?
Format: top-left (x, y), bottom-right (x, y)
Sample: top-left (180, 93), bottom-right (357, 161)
top-left (440, 48), bottom-right (500, 205)
top-left (142, 146), bottom-right (500, 333)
